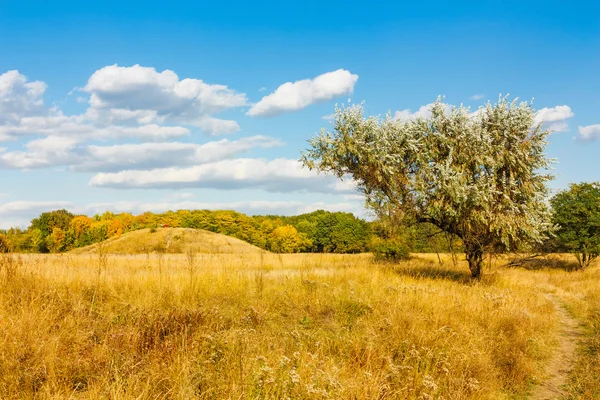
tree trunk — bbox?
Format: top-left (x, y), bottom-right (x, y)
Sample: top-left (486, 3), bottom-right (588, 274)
top-left (465, 245), bottom-right (484, 279)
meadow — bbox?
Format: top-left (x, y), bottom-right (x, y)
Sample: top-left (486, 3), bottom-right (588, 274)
top-left (0, 251), bottom-right (598, 399)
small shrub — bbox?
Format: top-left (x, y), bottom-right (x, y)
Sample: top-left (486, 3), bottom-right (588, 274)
top-left (371, 237), bottom-right (410, 261)
top-left (0, 234), bottom-right (9, 253)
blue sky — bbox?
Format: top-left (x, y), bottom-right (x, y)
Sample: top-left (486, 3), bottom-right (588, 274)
top-left (0, 0), bottom-right (599, 228)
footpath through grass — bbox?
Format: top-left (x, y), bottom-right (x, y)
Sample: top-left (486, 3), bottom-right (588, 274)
top-left (0, 252), bottom-right (596, 399)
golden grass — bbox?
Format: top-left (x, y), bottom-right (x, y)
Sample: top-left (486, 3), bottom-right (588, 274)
top-left (69, 228), bottom-right (263, 255)
top-left (0, 252), bottom-right (596, 399)
top-left (508, 262), bottom-right (600, 399)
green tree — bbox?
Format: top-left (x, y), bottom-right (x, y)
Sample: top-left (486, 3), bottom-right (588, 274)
top-left (313, 212), bottom-right (369, 253)
top-left (30, 209), bottom-right (74, 252)
top-left (551, 182), bottom-right (600, 269)
top-left (302, 97), bottom-right (553, 278)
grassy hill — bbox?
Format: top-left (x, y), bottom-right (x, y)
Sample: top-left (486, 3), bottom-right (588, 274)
top-left (70, 227), bottom-right (264, 254)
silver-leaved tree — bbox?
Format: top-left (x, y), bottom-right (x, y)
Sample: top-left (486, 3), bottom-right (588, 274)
top-left (301, 97), bottom-right (553, 278)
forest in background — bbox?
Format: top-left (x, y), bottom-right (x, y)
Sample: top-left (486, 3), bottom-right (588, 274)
top-left (0, 208), bottom-right (457, 255)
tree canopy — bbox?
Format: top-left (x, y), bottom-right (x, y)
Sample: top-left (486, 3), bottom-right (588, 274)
top-left (302, 97), bottom-right (553, 277)
top-left (551, 182), bottom-right (600, 269)
top-left (2, 209), bottom-right (379, 255)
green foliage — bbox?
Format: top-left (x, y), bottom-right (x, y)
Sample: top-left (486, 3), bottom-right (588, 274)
top-left (258, 210), bottom-right (371, 253)
top-left (551, 182), bottom-right (600, 269)
top-left (302, 97), bottom-right (553, 277)
top-left (4, 209), bottom-right (373, 254)
top-left (30, 209), bottom-right (75, 253)
top-left (370, 237), bottom-right (410, 261)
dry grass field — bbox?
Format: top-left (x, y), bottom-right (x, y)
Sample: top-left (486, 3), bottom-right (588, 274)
top-left (0, 250), bottom-right (598, 399)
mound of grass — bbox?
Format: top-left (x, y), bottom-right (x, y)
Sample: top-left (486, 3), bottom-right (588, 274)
top-left (70, 228), bottom-right (264, 254)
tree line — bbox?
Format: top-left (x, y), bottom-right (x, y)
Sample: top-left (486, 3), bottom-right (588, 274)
top-left (0, 208), bottom-right (457, 255)
top-left (0, 183), bottom-right (597, 270)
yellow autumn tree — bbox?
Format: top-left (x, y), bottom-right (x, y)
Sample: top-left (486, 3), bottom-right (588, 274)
top-left (47, 227), bottom-right (66, 253)
top-left (71, 215), bottom-right (93, 241)
top-left (107, 219), bottom-right (124, 237)
top-left (269, 225), bottom-right (310, 253)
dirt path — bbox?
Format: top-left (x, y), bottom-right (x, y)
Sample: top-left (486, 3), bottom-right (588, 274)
top-left (530, 294), bottom-right (582, 399)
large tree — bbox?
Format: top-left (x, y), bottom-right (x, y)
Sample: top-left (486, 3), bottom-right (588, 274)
top-left (301, 97), bottom-right (553, 278)
top-left (550, 182), bottom-right (600, 269)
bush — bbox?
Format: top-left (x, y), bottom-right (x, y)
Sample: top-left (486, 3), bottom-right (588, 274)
top-left (0, 234), bottom-right (9, 253)
top-left (371, 237), bottom-right (410, 261)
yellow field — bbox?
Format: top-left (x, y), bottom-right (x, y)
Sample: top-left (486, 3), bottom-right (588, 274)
top-left (0, 252), bottom-right (597, 399)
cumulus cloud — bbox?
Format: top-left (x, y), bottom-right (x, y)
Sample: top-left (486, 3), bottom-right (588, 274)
top-left (76, 136), bottom-right (282, 172)
top-left (0, 135), bottom-right (281, 171)
top-left (470, 94), bottom-right (485, 101)
top-left (534, 105), bottom-right (574, 132)
top-left (0, 72), bottom-right (194, 143)
top-left (89, 158), bottom-right (358, 194)
top-left (578, 124), bottom-right (600, 141)
top-left (83, 64), bottom-right (247, 134)
top-left (0, 70), bottom-right (48, 124)
top-left (0, 66), bottom-right (249, 144)
top-left (0, 136), bottom-right (81, 169)
top-left (247, 69), bottom-right (358, 117)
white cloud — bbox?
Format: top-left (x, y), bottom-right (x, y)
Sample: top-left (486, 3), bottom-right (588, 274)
top-left (83, 64), bottom-right (247, 134)
top-left (470, 94), bottom-right (485, 101)
top-left (578, 124), bottom-right (600, 141)
top-left (0, 66), bottom-right (249, 144)
top-left (0, 200), bottom-right (70, 214)
top-left (0, 136), bottom-right (81, 169)
top-left (76, 136), bottom-right (282, 172)
top-left (0, 71), bottom-right (194, 143)
top-left (0, 116), bottom-right (190, 144)
top-left (195, 116), bottom-right (240, 136)
top-left (0, 135), bottom-right (281, 171)
top-left (89, 158), bottom-right (357, 193)
top-left (321, 113), bottom-right (336, 121)
top-left (0, 70), bottom-right (48, 124)
top-left (0, 200), bottom-right (72, 228)
top-left (534, 105), bottom-right (574, 132)
top-left (247, 69), bottom-right (358, 117)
